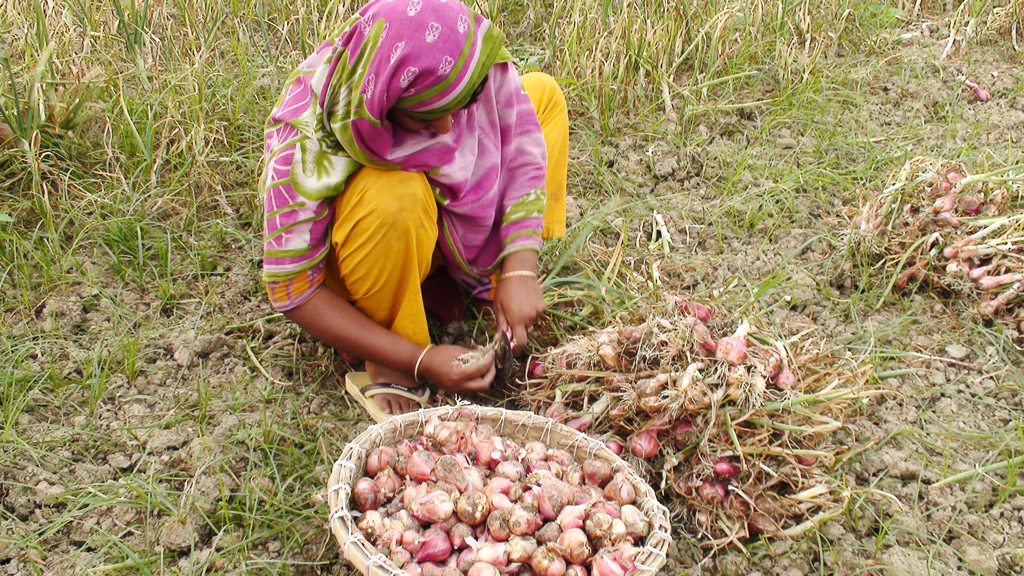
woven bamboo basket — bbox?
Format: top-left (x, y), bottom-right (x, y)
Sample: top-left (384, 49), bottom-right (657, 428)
top-left (327, 404), bottom-right (674, 576)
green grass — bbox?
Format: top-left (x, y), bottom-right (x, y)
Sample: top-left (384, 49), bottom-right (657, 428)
top-left (1, 0), bottom-right (1023, 574)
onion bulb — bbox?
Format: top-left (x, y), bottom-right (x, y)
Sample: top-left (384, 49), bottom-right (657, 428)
top-left (353, 477), bottom-right (384, 512)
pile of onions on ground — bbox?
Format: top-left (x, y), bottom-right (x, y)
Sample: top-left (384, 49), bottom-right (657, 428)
top-left (349, 410), bottom-right (653, 576)
top-left (851, 156), bottom-right (1024, 328)
top-left (517, 299), bottom-right (872, 547)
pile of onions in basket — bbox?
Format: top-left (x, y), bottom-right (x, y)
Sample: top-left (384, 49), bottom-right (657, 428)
top-left (351, 410), bottom-right (650, 576)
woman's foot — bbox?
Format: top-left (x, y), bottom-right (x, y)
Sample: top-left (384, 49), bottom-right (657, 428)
top-left (365, 361), bottom-right (423, 415)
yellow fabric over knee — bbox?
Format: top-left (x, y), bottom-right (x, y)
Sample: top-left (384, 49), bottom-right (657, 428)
top-left (325, 167), bottom-right (437, 347)
top-left (521, 72), bottom-right (569, 239)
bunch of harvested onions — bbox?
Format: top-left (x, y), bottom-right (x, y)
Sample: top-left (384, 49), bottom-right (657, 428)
top-left (851, 156), bottom-right (1024, 331)
top-left (517, 300), bottom-right (873, 548)
top-left (348, 409), bottom-right (657, 576)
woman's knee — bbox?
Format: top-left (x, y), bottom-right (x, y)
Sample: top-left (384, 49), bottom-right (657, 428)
top-left (340, 167), bottom-right (437, 235)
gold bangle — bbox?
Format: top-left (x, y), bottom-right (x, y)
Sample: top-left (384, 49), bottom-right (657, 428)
top-left (413, 344), bottom-right (433, 385)
top-left (500, 270), bottom-right (538, 280)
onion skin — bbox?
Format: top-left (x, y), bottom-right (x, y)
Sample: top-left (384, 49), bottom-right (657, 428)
top-left (408, 450), bottom-right (438, 483)
top-left (556, 504), bottom-right (587, 531)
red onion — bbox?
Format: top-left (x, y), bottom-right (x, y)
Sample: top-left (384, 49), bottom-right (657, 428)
top-left (932, 191), bottom-right (956, 214)
top-left (441, 565), bottom-right (461, 576)
top-left (456, 490), bottom-right (490, 526)
top-left (473, 541), bottom-right (509, 567)
top-left (715, 320), bottom-right (749, 365)
top-left (528, 360), bottom-right (547, 380)
top-left (565, 565), bottom-right (588, 576)
top-left (604, 440), bottom-right (624, 456)
top-left (565, 415), bottom-right (594, 432)
top-left (794, 454), bottom-right (817, 467)
top-left (595, 343), bottom-right (617, 370)
top-left (406, 563), bottom-right (424, 576)
top-left (419, 563), bottom-right (445, 576)
top-left (603, 473), bottom-right (636, 505)
top-left (668, 420), bottom-right (696, 447)
top-left (464, 466), bottom-right (486, 493)
top-left (408, 450), bottom-right (438, 483)
top-left (409, 489), bottom-right (455, 524)
top-left (697, 481), bottom-right (726, 504)
top-left (456, 549), bottom-right (476, 572)
top-left (562, 464), bottom-right (584, 487)
top-left (402, 529), bottom-right (423, 554)
top-left (583, 509), bottom-right (612, 543)
top-left (713, 459), bottom-right (740, 478)
top-left (675, 298), bottom-right (714, 322)
top-left (467, 563), bottom-right (500, 576)
top-left (628, 429), bottom-right (660, 459)
top-left (416, 528), bottom-right (453, 563)
top-left (964, 79), bottom-right (991, 103)
top-left (356, 509), bottom-right (385, 539)
top-left (544, 403), bottom-right (569, 423)
top-left (366, 446), bottom-right (398, 477)
top-left (748, 512), bottom-right (777, 535)
top-left (538, 479), bottom-right (575, 520)
top-left (547, 450), bottom-right (574, 468)
top-left (487, 507), bottom-right (512, 541)
top-left (435, 454), bottom-right (466, 484)
top-left (537, 521), bottom-right (562, 544)
top-left (590, 547), bottom-right (634, 576)
top-left (691, 323), bottom-right (717, 356)
top-left (353, 477), bottom-right (384, 512)
top-left (619, 505), bottom-right (649, 543)
top-left (772, 367), bottom-right (797, 390)
top-left (374, 467), bottom-right (403, 499)
top-left (486, 477), bottom-right (514, 511)
top-left (530, 544), bottom-right (567, 576)
top-left (978, 273), bottom-right (1024, 291)
top-left (556, 528), bottom-right (592, 564)
top-left (556, 504), bottom-right (587, 531)
top-left (508, 505), bottom-right (543, 536)
top-left (506, 535), bottom-right (539, 563)
top-left (495, 460), bottom-right (526, 482)
top-left (450, 522), bottom-right (474, 550)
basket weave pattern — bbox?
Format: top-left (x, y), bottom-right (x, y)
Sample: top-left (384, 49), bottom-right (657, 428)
top-left (328, 405), bottom-right (674, 576)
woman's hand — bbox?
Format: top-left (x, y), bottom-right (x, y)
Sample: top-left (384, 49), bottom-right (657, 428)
top-left (419, 345), bottom-right (496, 393)
top-left (494, 275), bottom-right (545, 356)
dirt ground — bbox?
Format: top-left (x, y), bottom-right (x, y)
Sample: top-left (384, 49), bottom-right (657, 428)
top-left (2, 14), bottom-right (1023, 576)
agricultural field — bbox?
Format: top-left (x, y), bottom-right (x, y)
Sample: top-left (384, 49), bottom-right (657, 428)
top-left (1, 0), bottom-right (1022, 575)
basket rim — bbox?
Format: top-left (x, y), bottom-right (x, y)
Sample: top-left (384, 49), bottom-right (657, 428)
top-left (327, 404), bottom-right (674, 576)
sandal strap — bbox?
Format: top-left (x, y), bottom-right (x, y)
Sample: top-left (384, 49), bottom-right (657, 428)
top-left (361, 382), bottom-right (429, 405)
